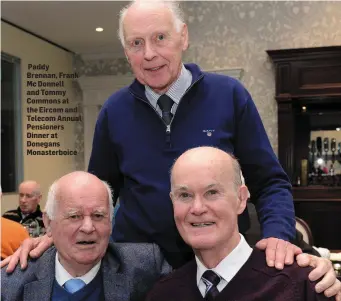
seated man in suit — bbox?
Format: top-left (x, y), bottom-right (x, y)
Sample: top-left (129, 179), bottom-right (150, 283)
top-left (1, 171), bottom-right (171, 301)
top-left (147, 147), bottom-right (337, 301)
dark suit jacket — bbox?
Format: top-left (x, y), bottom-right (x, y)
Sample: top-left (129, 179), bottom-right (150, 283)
top-left (147, 248), bottom-right (334, 301)
top-left (1, 242), bottom-right (172, 301)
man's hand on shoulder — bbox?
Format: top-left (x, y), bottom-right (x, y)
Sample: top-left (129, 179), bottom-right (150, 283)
top-left (0, 234), bottom-right (53, 273)
top-left (256, 237), bottom-right (341, 300)
top-left (255, 237), bottom-right (302, 269)
top-left (296, 253), bottom-right (341, 300)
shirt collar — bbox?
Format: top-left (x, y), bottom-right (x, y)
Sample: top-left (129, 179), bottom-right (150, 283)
top-left (55, 252), bottom-right (101, 286)
top-left (145, 64), bottom-right (192, 106)
top-left (196, 234), bottom-right (252, 287)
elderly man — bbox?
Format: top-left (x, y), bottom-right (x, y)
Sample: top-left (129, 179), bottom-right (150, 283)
top-left (89, 0), bottom-right (297, 268)
top-left (2, 1), bottom-right (341, 298)
top-left (147, 147), bottom-right (336, 301)
top-left (1, 171), bottom-right (171, 301)
top-left (2, 180), bottom-right (44, 237)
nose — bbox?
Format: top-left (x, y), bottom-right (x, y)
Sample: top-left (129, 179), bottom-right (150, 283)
top-left (189, 196), bottom-right (207, 215)
top-left (144, 41), bottom-right (156, 61)
top-left (80, 216), bottom-right (95, 234)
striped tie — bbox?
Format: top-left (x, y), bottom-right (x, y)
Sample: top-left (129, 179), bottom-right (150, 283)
top-left (202, 270), bottom-right (221, 300)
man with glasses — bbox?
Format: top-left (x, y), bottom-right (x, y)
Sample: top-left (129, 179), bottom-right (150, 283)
top-left (2, 180), bottom-right (45, 237)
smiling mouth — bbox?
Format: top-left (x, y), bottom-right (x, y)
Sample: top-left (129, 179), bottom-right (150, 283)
top-left (77, 241), bottom-right (96, 245)
top-left (146, 65), bottom-right (164, 72)
top-left (191, 222), bottom-right (215, 228)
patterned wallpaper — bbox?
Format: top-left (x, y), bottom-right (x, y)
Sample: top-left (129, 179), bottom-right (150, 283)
top-left (74, 1), bottom-right (341, 156)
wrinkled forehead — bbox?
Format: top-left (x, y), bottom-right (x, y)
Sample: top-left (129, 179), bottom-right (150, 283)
top-left (172, 158), bottom-right (234, 187)
top-left (124, 4), bottom-right (175, 36)
top-left (19, 183), bottom-right (38, 194)
top-left (57, 186), bottom-right (108, 209)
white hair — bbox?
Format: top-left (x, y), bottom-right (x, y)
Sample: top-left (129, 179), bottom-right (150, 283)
top-left (45, 179), bottom-right (114, 222)
top-left (118, 0), bottom-right (185, 47)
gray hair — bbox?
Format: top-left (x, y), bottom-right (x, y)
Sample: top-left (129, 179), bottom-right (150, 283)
top-left (45, 180), bottom-right (114, 222)
top-left (118, 0), bottom-right (185, 47)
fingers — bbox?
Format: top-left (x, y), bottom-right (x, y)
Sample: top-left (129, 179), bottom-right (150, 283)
top-left (334, 287), bottom-right (341, 301)
top-left (284, 244), bottom-right (302, 265)
top-left (255, 239), bottom-right (267, 250)
top-left (0, 256), bottom-right (11, 268)
top-left (258, 237), bottom-right (302, 270)
top-left (265, 238), bottom-right (278, 268)
top-left (322, 278), bottom-right (341, 298)
top-left (5, 247), bottom-right (21, 273)
top-left (296, 253), bottom-right (312, 267)
top-left (307, 256), bottom-right (331, 282)
top-left (29, 236), bottom-right (54, 257)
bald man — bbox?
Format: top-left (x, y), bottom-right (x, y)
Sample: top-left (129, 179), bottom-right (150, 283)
top-left (3, 181), bottom-right (44, 237)
top-left (147, 147), bottom-right (336, 301)
top-left (1, 172), bottom-right (170, 301)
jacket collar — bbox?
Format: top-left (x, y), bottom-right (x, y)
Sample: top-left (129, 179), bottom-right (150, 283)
top-left (22, 243), bottom-right (131, 301)
top-left (23, 247), bottom-right (56, 300)
top-left (129, 63), bottom-right (204, 100)
top-left (17, 205), bottom-right (42, 220)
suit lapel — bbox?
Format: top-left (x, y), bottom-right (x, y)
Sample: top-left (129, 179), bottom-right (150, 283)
top-left (102, 247), bottom-right (131, 301)
top-left (23, 247), bottom-right (56, 301)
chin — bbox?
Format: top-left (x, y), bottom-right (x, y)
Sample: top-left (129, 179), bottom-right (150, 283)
top-left (187, 237), bottom-right (217, 251)
top-left (74, 254), bottom-right (101, 265)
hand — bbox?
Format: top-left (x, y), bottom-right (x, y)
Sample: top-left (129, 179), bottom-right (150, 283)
top-left (0, 234), bottom-right (53, 273)
top-left (296, 253), bottom-right (341, 299)
top-left (255, 237), bottom-right (302, 270)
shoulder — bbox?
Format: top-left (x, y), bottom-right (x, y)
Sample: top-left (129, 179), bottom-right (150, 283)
top-left (252, 248), bottom-right (314, 276)
top-left (146, 260), bottom-right (196, 300)
top-left (1, 217), bottom-right (27, 233)
top-left (102, 86), bottom-right (132, 111)
top-left (107, 242), bottom-right (165, 266)
top-left (2, 209), bottom-right (19, 216)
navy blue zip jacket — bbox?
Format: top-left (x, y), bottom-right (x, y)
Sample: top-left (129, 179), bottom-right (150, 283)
top-left (88, 63), bottom-right (295, 267)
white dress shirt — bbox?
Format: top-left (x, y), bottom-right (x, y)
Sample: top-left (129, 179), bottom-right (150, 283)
top-left (196, 234), bottom-right (252, 297)
top-left (55, 252), bottom-right (101, 287)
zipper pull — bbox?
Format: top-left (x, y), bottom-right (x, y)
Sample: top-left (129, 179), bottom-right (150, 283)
top-left (166, 125), bottom-right (171, 147)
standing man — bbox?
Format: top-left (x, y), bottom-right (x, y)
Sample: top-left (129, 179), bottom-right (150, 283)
top-left (3, 180), bottom-right (44, 237)
top-left (89, 0), bottom-right (295, 268)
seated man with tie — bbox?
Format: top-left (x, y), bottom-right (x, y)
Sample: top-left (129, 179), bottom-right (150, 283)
top-left (1, 171), bottom-right (171, 301)
top-left (147, 147), bottom-right (336, 301)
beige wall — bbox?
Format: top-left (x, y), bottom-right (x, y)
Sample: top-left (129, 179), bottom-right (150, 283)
top-left (1, 22), bottom-right (79, 214)
top-left (182, 1), bottom-right (341, 154)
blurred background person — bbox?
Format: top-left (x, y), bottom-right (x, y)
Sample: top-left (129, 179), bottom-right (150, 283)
top-left (2, 180), bottom-right (45, 237)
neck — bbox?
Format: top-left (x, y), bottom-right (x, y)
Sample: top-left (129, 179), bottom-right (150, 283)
top-left (195, 232), bottom-right (241, 269)
top-left (58, 255), bottom-right (98, 277)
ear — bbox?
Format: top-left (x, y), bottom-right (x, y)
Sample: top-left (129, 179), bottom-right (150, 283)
top-left (43, 212), bottom-right (52, 236)
top-left (180, 23), bottom-right (189, 51)
top-left (236, 185), bottom-right (249, 215)
top-left (124, 50), bottom-right (130, 64)
top-left (169, 191), bottom-right (174, 203)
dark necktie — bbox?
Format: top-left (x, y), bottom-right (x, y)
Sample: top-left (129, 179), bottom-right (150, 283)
top-left (157, 94), bottom-right (174, 125)
top-left (202, 270), bottom-right (221, 301)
